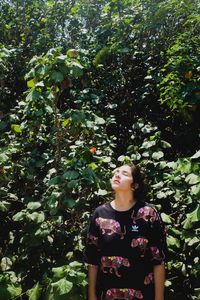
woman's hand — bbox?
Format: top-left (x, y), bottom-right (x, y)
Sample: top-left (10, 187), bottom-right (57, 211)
top-left (88, 293), bottom-right (97, 300)
top-left (88, 265), bottom-right (98, 300)
top-left (153, 264), bottom-right (165, 300)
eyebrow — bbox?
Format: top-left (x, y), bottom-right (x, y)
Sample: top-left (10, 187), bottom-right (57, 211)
top-left (112, 168), bottom-right (119, 174)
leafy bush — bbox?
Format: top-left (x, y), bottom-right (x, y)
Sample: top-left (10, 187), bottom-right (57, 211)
top-left (0, 1), bottom-right (200, 299)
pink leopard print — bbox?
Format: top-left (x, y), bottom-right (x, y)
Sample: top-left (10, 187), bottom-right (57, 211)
top-left (150, 246), bottom-right (165, 261)
top-left (131, 237), bottom-right (149, 257)
top-left (144, 272), bottom-right (154, 285)
top-left (101, 256), bottom-right (130, 277)
top-left (87, 233), bottom-right (98, 247)
top-left (104, 288), bottom-right (143, 300)
top-left (131, 206), bottom-right (158, 224)
top-left (96, 217), bottom-right (126, 239)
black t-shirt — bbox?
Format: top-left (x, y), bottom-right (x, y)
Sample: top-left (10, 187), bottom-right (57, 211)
top-left (85, 201), bottom-right (167, 300)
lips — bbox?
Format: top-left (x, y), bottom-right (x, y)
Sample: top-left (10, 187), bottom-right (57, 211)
top-left (113, 180), bottom-right (120, 184)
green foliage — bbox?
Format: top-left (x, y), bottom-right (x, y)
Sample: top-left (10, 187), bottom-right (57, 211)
top-left (127, 120), bottom-right (200, 299)
top-left (160, 14), bottom-right (200, 115)
top-left (0, 0), bottom-right (200, 299)
top-left (0, 45), bottom-right (115, 299)
top-left (0, 271), bottom-right (22, 300)
top-left (44, 261), bottom-right (87, 299)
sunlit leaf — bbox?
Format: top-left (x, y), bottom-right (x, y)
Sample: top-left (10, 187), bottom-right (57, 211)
top-left (51, 278), bottom-right (73, 295)
top-left (27, 202), bottom-right (42, 210)
top-left (28, 282), bottom-right (42, 300)
top-left (11, 124), bottom-right (22, 133)
top-left (185, 174), bottom-right (200, 185)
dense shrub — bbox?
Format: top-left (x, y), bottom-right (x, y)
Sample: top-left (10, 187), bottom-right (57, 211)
top-left (0, 0), bottom-right (200, 299)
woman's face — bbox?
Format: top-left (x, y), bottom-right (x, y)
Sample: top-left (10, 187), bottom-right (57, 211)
top-left (111, 165), bottom-right (133, 192)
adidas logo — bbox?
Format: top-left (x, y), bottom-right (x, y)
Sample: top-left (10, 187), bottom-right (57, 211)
top-left (132, 225), bottom-right (139, 232)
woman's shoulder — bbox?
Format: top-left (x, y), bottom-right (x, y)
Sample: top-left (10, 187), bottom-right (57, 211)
top-left (137, 201), bottom-right (160, 213)
top-left (137, 201), bottom-right (164, 226)
top-left (93, 202), bottom-right (111, 214)
top-left (93, 202), bottom-right (112, 215)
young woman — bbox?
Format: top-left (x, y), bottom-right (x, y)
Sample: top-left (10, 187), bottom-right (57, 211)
top-left (85, 164), bottom-right (167, 300)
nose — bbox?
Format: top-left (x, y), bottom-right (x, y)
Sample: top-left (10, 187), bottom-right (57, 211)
top-left (115, 173), bottom-right (120, 179)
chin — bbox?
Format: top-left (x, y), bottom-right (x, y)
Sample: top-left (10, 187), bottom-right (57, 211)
top-left (112, 186), bottom-right (125, 191)
top-left (111, 185), bottom-right (120, 190)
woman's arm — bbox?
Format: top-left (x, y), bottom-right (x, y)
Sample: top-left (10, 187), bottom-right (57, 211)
top-left (88, 264), bottom-right (98, 300)
top-left (153, 264), bottom-right (165, 300)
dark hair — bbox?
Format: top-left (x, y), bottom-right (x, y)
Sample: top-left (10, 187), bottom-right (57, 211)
top-left (128, 164), bottom-right (149, 202)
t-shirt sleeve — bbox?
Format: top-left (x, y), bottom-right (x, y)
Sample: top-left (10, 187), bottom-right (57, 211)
top-left (84, 209), bottom-right (101, 266)
top-left (148, 208), bottom-right (168, 266)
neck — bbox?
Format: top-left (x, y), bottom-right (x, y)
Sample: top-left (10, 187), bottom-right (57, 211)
top-left (112, 191), bottom-right (136, 211)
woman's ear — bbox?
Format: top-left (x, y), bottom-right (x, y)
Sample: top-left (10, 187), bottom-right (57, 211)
top-left (131, 183), bottom-right (139, 190)
top-left (134, 183), bottom-right (139, 190)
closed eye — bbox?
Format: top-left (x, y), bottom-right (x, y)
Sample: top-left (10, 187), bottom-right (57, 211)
top-left (122, 171), bottom-right (130, 176)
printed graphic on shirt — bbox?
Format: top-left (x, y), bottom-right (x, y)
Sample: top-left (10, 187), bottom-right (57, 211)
top-left (144, 272), bottom-right (154, 285)
top-left (96, 217), bottom-right (126, 239)
top-left (131, 237), bottom-right (149, 257)
top-left (101, 256), bottom-right (130, 277)
top-left (131, 206), bottom-right (158, 224)
top-left (87, 233), bottom-right (99, 247)
top-left (150, 246), bottom-right (165, 262)
top-left (104, 288), bottom-right (143, 300)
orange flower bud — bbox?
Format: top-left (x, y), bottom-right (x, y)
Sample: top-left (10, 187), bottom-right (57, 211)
top-left (89, 147), bottom-right (97, 154)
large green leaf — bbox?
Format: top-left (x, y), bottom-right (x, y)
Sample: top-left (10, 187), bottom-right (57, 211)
top-left (11, 124), bottom-right (22, 133)
top-left (0, 153), bottom-right (9, 162)
top-left (63, 198), bottom-right (76, 208)
top-left (185, 173), bottom-right (200, 185)
top-left (48, 176), bottom-right (61, 186)
top-left (0, 121), bottom-right (7, 130)
top-left (28, 282), bottom-right (42, 300)
top-left (52, 267), bottom-right (65, 279)
top-left (161, 213), bottom-right (172, 224)
top-left (67, 49), bottom-right (79, 58)
top-left (191, 150), bottom-right (200, 159)
top-left (0, 280), bottom-right (22, 299)
top-left (183, 205), bottom-right (200, 229)
top-left (63, 171), bottom-right (79, 180)
top-left (28, 212), bottom-right (45, 223)
top-left (167, 235), bottom-right (180, 248)
top-left (0, 201), bottom-right (11, 212)
top-left (95, 189), bottom-right (108, 196)
top-left (191, 183), bottom-right (200, 196)
top-left (187, 237), bottom-right (199, 246)
top-left (0, 257), bottom-right (12, 271)
top-left (152, 151), bottom-right (164, 160)
top-left (70, 62), bottom-right (83, 78)
top-left (95, 116), bottom-right (105, 125)
top-left (51, 278), bottom-right (73, 295)
top-left (26, 90), bottom-right (41, 101)
top-left (156, 191), bottom-right (167, 199)
top-left (13, 211), bottom-right (26, 222)
top-left (27, 79), bottom-right (36, 88)
top-left (142, 140), bottom-right (156, 149)
top-left (27, 202), bottom-right (42, 210)
top-left (67, 180), bottom-right (79, 189)
top-left (51, 71), bottom-right (64, 82)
